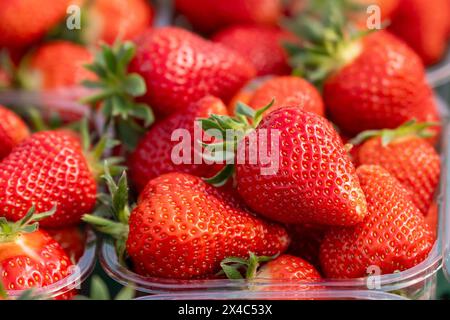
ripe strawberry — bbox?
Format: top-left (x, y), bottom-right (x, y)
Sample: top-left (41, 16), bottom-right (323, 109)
top-left (175, 0), bottom-right (282, 33)
top-left (0, 208), bottom-right (74, 299)
top-left (84, 171), bottom-right (290, 280)
top-left (45, 227), bottom-right (86, 262)
top-left (27, 41), bottom-right (95, 90)
top-left (0, 0), bottom-right (80, 48)
top-left (0, 130), bottom-right (98, 228)
top-left (128, 27), bottom-right (256, 117)
top-left (389, 0), bottom-right (450, 65)
top-left (0, 105), bottom-right (30, 160)
top-left (288, 8), bottom-right (439, 136)
top-left (320, 165), bottom-right (434, 278)
top-left (248, 76), bottom-right (325, 116)
top-left (212, 25), bottom-right (295, 76)
top-left (220, 253), bottom-right (322, 286)
top-left (425, 202), bottom-right (438, 239)
top-left (85, 0), bottom-right (154, 45)
top-left (128, 96), bottom-right (227, 192)
top-left (287, 224), bottom-right (327, 268)
top-left (354, 121), bottom-right (441, 215)
top-left (235, 107), bottom-right (367, 226)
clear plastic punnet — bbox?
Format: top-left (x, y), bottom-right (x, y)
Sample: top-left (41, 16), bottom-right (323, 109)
top-left (98, 98), bottom-right (450, 300)
top-left (5, 228), bottom-right (97, 300)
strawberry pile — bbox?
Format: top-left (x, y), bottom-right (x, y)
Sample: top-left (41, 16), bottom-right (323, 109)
top-left (0, 0), bottom-right (447, 299)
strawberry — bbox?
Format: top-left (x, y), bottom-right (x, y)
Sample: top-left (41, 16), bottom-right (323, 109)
top-left (287, 7), bottom-right (439, 136)
top-left (45, 227), bottom-right (86, 262)
top-left (320, 165), bottom-right (434, 278)
top-left (248, 76), bottom-right (325, 116)
top-left (389, 0), bottom-right (450, 65)
top-left (201, 105), bottom-right (367, 226)
top-left (212, 25), bottom-right (295, 76)
top-left (26, 41), bottom-right (95, 90)
top-left (0, 207), bottom-right (74, 299)
top-left (175, 0), bottom-right (282, 33)
top-left (0, 105), bottom-right (30, 160)
top-left (128, 27), bottom-right (256, 117)
top-left (0, 129), bottom-right (102, 228)
top-left (84, 0), bottom-right (154, 45)
top-left (353, 121), bottom-right (441, 215)
top-left (425, 202), bottom-right (438, 239)
top-left (128, 96), bottom-right (227, 192)
top-left (0, 0), bottom-right (80, 48)
top-left (83, 171), bottom-right (290, 280)
top-left (220, 253), bottom-right (322, 286)
top-left (287, 224), bottom-right (327, 268)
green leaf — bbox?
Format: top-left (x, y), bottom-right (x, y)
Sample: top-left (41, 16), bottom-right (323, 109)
top-left (128, 103), bottom-right (154, 127)
top-left (114, 285), bottom-right (135, 300)
top-left (123, 74), bottom-right (147, 97)
top-left (89, 276), bottom-right (111, 300)
top-left (221, 264), bottom-right (244, 280)
top-left (203, 165), bottom-right (234, 188)
top-left (235, 102), bottom-right (256, 118)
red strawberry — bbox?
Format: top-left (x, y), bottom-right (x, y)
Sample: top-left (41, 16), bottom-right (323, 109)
top-left (84, 172), bottom-right (290, 280)
top-left (128, 27), bottom-right (256, 117)
top-left (354, 121), bottom-right (441, 215)
top-left (0, 130), bottom-right (98, 228)
top-left (320, 165), bottom-right (434, 278)
top-left (0, 105), bottom-right (30, 160)
top-left (175, 0), bottom-right (282, 33)
top-left (248, 76), bottom-right (325, 116)
top-left (288, 9), bottom-right (439, 136)
top-left (0, 0), bottom-right (81, 48)
top-left (212, 25), bottom-right (295, 76)
top-left (45, 227), bottom-right (86, 262)
top-left (287, 224), bottom-right (327, 268)
top-left (389, 0), bottom-right (450, 65)
top-left (27, 41), bottom-right (95, 90)
top-left (85, 0), bottom-right (153, 45)
top-left (220, 253), bottom-right (322, 287)
top-left (425, 202), bottom-right (438, 238)
top-left (128, 96), bottom-right (227, 192)
top-left (0, 208), bottom-right (74, 299)
top-left (234, 107), bottom-right (367, 226)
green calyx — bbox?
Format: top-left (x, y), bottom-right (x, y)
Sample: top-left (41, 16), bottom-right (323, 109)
top-left (81, 41), bottom-right (154, 150)
top-left (76, 276), bottom-right (135, 300)
top-left (0, 206), bottom-right (56, 243)
top-left (350, 119), bottom-right (440, 147)
top-left (198, 100), bottom-right (274, 187)
top-left (82, 165), bottom-right (130, 265)
top-left (284, 1), bottom-right (368, 87)
top-left (218, 252), bottom-right (278, 280)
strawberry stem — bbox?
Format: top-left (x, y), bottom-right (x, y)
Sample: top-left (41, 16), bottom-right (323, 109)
top-left (219, 252), bottom-right (278, 280)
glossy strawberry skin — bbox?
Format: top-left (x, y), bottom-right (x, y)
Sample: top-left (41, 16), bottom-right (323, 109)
top-left (128, 96), bottom-right (227, 192)
top-left (324, 31), bottom-right (438, 136)
top-left (175, 0), bottom-right (282, 33)
top-left (248, 76), bottom-right (325, 116)
top-left (358, 136), bottom-right (441, 215)
top-left (88, 0), bottom-right (153, 45)
top-left (126, 173), bottom-right (290, 280)
top-left (0, 105), bottom-right (30, 160)
top-left (0, 131), bottom-right (97, 228)
top-left (212, 25), bottom-right (294, 76)
top-left (320, 165), bottom-right (434, 279)
top-left (389, 0), bottom-right (450, 66)
top-left (236, 107), bottom-right (367, 226)
top-left (0, 230), bottom-right (74, 298)
top-left (257, 254), bottom-right (322, 282)
top-left (28, 41), bottom-right (95, 90)
top-left (129, 27), bottom-right (256, 118)
top-left (0, 0), bottom-right (79, 48)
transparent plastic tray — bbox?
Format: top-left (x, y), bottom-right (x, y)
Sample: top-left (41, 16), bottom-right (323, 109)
top-left (136, 290), bottom-right (408, 300)
top-left (99, 98), bottom-right (450, 300)
top-left (6, 228), bottom-right (97, 299)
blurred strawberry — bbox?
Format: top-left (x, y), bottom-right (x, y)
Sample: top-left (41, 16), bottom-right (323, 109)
top-left (0, 0), bottom-right (82, 49)
top-left (389, 0), bottom-right (450, 66)
top-left (175, 0), bottom-right (282, 33)
top-left (248, 76), bottom-right (325, 116)
top-left (212, 25), bottom-right (295, 76)
top-left (287, 224), bottom-right (327, 269)
top-left (45, 227), bottom-right (86, 262)
top-left (0, 105), bottom-right (30, 160)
